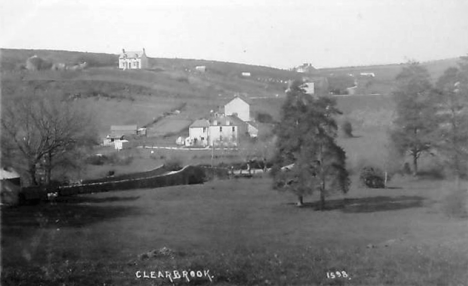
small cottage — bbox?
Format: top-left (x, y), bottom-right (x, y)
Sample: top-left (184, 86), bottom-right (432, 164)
top-left (119, 49), bottom-right (149, 70)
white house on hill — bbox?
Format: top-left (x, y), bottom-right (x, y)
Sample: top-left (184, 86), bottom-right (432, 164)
top-left (224, 97), bottom-right (250, 122)
top-left (119, 49), bottom-right (149, 70)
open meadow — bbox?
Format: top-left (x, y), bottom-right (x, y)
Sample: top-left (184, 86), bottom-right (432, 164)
top-left (2, 175), bottom-right (468, 285)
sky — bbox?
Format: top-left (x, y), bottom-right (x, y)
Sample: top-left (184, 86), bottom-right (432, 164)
top-left (1, 0), bottom-right (468, 69)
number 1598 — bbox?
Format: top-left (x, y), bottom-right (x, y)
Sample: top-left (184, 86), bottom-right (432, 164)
top-left (326, 271), bottom-right (349, 279)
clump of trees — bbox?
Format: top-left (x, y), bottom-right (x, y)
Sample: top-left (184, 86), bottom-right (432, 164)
top-left (389, 57), bottom-right (468, 181)
top-left (389, 62), bottom-right (438, 176)
top-left (271, 81), bottom-right (350, 209)
top-left (1, 93), bottom-right (98, 186)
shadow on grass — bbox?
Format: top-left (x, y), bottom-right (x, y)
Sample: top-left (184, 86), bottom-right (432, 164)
top-left (56, 195), bottom-right (141, 204)
top-left (291, 195), bottom-right (425, 212)
top-left (417, 170), bottom-right (446, 180)
top-left (1, 201), bottom-right (140, 229)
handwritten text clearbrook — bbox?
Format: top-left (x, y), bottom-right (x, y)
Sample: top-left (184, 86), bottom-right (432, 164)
top-left (135, 270), bottom-right (213, 282)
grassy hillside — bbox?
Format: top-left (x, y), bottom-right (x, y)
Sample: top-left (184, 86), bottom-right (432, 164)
top-left (1, 49), bottom-right (296, 137)
top-left (320, 57), bottom-right (463, 95)
top-left (320, 58), bottom-right (461, 82)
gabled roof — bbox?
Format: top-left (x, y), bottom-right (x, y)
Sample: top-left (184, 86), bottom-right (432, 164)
top-left (209, 116), bottom-right (243, 127)
top-left (224, 95), bottom-right (251, 106)
top-left (119, 50), bottom-right (146, 59)
top-left (0, 168), bottom-right (20, 179)
top-left (190, 119), bottom-right (210, 128)
top-left (225, 115), bottom-right (248, 127)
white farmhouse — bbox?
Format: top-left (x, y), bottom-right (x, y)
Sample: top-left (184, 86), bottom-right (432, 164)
top-left (188, 119), bottom-right (210, 146)
top-left (119, 48), bottom-right (149, 70)
top-left (208, 117), bottom-right (238, 147)
top-left (224, 96), bottom-right (250, 122)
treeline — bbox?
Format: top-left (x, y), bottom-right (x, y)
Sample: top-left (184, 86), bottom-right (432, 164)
top-left (389, 56), bottom-right (468, 179)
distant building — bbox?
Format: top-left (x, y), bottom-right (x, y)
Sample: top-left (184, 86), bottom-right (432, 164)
top-left (295, 63), bottom-right (316, 74)
top-left (119, 48), bottom-right (149, 70)
top-left (0, 167), bottom-right (21, 186)
top-left (114, 139), bottom-right (130, 150)
top-left (1, 167), bottom-right (21, 206)
top-left (346, 86), bottom-right (357, 95)
top-left (224, 96), bottom-right (250, 122)
top-left (301, 82), bottom-right (315, 95)
top-left (188, 119), bottom-right (210, 146)
top-left (195, 66), bottom-right (207, 72)
top-left (241, 72), bottom-right (251, 77)
top-left (360, 72), bottom-right (375, 77)
top-left (301, 76), bottom-right (329, 94)
top-left (207, 116), bottom-right (238, 147)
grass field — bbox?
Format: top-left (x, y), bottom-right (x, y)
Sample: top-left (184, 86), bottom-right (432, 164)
top-left (2, 48), bottom-right (468, 285)
top-left (2, 176), bottom-right (468, 285)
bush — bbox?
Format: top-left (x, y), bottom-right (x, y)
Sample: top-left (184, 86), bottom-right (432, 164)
top-left (164, 157), bottom-right (183, 171)
top-left (359, 166), bottom-right (386, 188)
top-left (85, 154), bottom-right (106, 165)
top-left (341, 120), bottom-right (353, 138)
top-left (255, 112), bottom-right (274, 123)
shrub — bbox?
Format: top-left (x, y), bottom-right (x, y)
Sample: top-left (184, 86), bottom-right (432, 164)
top-left (341, 120), bottom-right (353, 138)
top-left (359, 166), bottom-right (386, 188)
top-left (164, 157), bottom-right (183, 171)
top-left (255, 112), bottom-right (274, 123)
top-left (85, 154), bottom-right (106, 165)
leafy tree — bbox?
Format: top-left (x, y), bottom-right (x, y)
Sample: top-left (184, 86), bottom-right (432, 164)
top-left (389, 62), bottom-right (437, 175)
top-left (1, 93), bottom-right (97, 186)
top-left (434, 57), bottom-right (468, 180)
top-left (271, 81), bottom-right (350, 209)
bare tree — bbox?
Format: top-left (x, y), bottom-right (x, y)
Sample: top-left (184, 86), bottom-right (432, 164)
top-left (1, 93), bottom-right (97, 186)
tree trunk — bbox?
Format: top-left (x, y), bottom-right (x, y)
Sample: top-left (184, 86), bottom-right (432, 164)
top-left (320, 189), bottom-right (326, 210)
top-left (320, 181), bottom-right (326, 210)
top-left (45, 151), bottom-right (52, 185)
top-left (28, 163), bottom-right (38, 186)
top-left (297, 195), bottom-right (304, 207)
top-left (412, 153), bottom-right (418, 176)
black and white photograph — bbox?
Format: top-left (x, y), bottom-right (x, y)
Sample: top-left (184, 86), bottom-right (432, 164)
top-left (1, 0), bottom-right (468, 285)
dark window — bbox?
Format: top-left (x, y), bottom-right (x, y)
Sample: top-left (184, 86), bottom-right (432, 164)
top-left (232, 126), bottom-right (235, 132)
top-left (220, 127), bottom-right (222, 132)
